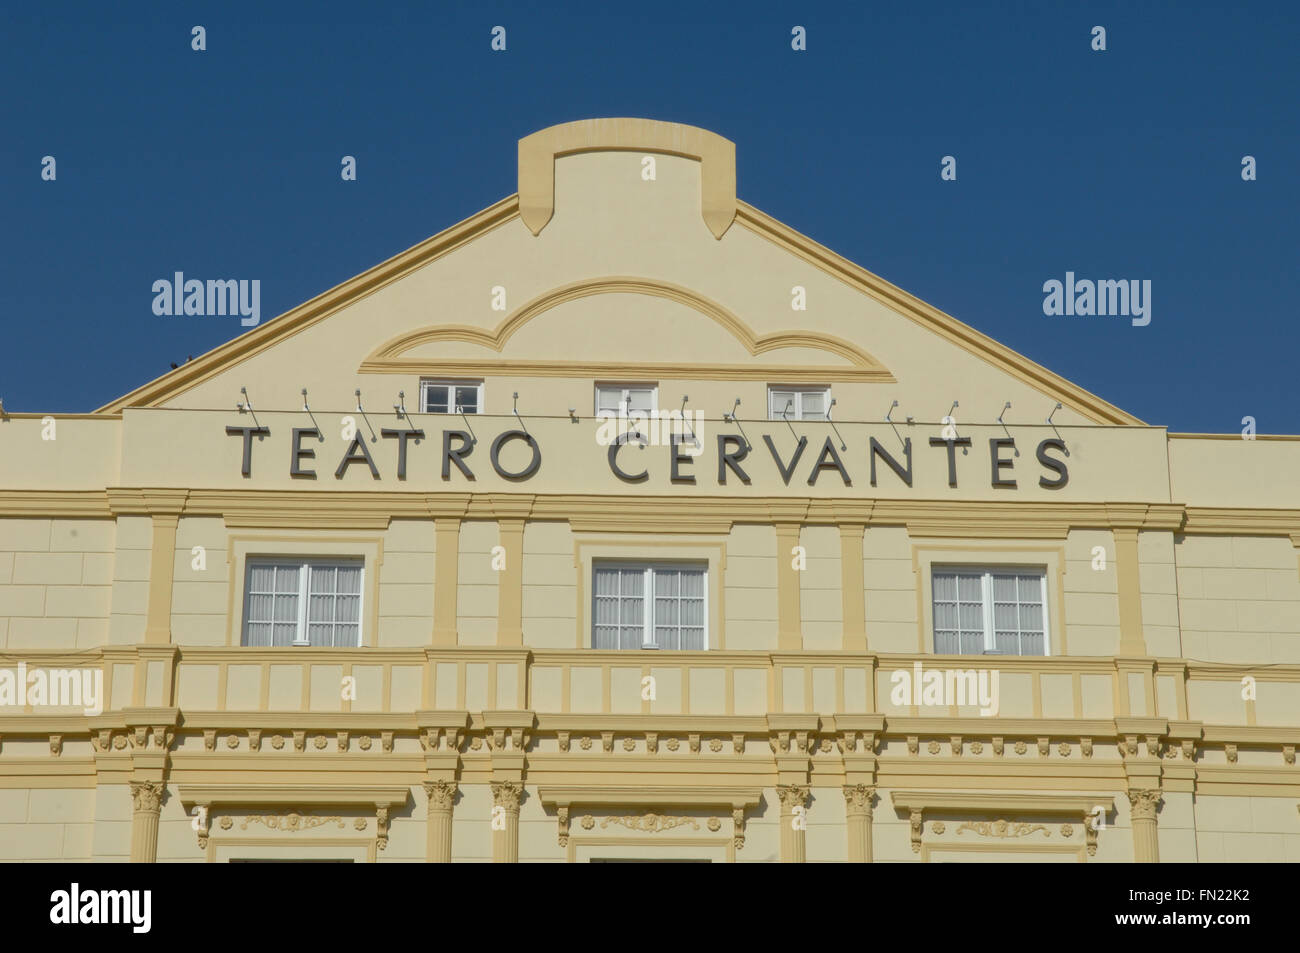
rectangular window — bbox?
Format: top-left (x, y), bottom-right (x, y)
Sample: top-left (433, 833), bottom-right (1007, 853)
top-left (421, 379), bottom-right (482, 414)
top-left (768, 386), bottom-right (830, 421)
top-left (595, 383), bottom-right (657, 417)
top-left (932, 567), bottom-right (1048, 656)
top-left (243, 559), bottom-right (363, 647)
top-left (593, 562), bottom-right (706, 650)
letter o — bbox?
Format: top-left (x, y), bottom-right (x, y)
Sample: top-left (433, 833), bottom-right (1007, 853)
top-left (489, 430), bottom-right (541, 480)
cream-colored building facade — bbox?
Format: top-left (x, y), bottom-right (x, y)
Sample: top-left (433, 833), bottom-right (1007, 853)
top-left (2, 118), bottom-right (1298, 863)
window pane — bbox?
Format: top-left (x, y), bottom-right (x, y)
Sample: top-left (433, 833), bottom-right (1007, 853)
top-left (769, 390), bottom-right (796, 418)
top-left (593, 625), bottom-right (618, 650)
top-left (627, 388), bottom-right (655, 413)
top-left (800, 390), bottom-right (827, 420)
top-left (680, 627), bottom-right (705, 651)
top-left (934, 630), bottom-right (958, 654)
top-left (454, 386), bottom-right (478, 413)
top-left (933, 573), bottom-right (956, 602)
top-left (424, 385), bottom-right (449, 413)
top-left (960, 631), bottom-right (983, 655)
top-left (595, 387), bottom-right (623, 415)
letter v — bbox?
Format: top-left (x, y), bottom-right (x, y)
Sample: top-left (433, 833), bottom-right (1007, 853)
top-left (763, 435), bottom-right (808, 485)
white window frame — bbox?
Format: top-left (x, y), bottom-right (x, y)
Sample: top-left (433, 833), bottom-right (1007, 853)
top-left (594, 383), bottom-right (658, 417)
top-left (767, 385), bottom-right (831, 421)
top-left (420, 379), bottom-right (483, 414)
top-left (242, 557), bottom-right (365, 648)
top-left (592, 560), bottom-right (708, 651)
top-left (930, 565), bottom-right (1050, 657)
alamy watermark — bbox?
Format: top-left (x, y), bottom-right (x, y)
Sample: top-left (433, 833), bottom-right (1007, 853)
top-left (0, 663), bottom-right (103, 716)
top-left (595, 406), bottom-right (706, 455)
top-left (1042, 272), bottom-right (1150, 326)
top-left (890, 661), bottom-right (1000, 716)
top-left (152, 272), bottom-right (260, 326)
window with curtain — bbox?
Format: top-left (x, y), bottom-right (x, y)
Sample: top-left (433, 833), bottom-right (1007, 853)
top-left (243, 559), bottom-right (363, 647)
top-left (593, 562), bottom-right (706, 650)
top-left (932, 567), bottom-right (1048, 656)
top-left (767, 385), bottom-right (830, 421)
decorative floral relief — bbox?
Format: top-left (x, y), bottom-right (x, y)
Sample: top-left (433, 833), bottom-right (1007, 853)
top-left (666, 738), bottom-right (680, 752)
top-left (1060, 824), bottom-right (1073, 837)
top-left (1014, 741), bottom-right (1027, 755)
top-left (358, 735), bottom-right (372, 750)
top-left (579, 736), bottom-right (593, 750)
top-left (932, 822), bottom-right (945, 835)
top-left (225, 735), bottom-right (239, 749)
top-left (580, 815), bottom-right (595, 830)
top-left (354, 818), bottom-right (367, 831)
top-left (1058, 742), bottom-right (1071, 757)
top-left (271, 735), bottom-right (285, 750)
top-left (957, 820), bottom-right (1050, 839)
top-left (471, 737), bottom-right (484, 751)
top-left (927, 740), bottom-right (940, 755)
top-left (622, 738), bottom-right (636, 752)
top-left (600, 813), bottom-right (700, 834)
top-left (970, 741), bottom-right (983, 754)
top-left (707, 818), bottom-right (721, 832)
top-left (219, 816), bottom-right (233, 830)
top-left (240, 812), bottom-right (344, 833)
top-left (313, 735), bottom-right (328, 750)
top-left (709, 738), bottom-right (723, 753)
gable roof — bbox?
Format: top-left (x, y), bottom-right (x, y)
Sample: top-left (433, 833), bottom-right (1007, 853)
top-left (97, 120), bottom-right (1142, 426)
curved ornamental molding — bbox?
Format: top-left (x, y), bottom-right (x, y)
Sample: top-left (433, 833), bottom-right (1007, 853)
top-left (359, 276), bottom-right (894, 384)
top-left (518, 117), bottom-right (736, 239)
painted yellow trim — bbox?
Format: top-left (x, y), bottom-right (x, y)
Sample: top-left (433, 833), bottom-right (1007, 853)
top-left (518, 117), bottom-right (736, 239)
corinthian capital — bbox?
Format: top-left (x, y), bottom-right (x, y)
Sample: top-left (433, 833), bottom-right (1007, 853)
top-left (1127, 788), bottom-right (1163, 821)
top-left (490, 781), bottom-right (524, 812)
top-left (842, 784), bottom-right (876, 815)
top-left (776, 784), bottom-right (809, 811)
top-left (424, 779), bottom-right (458, 811)
top-left (129, 780), bottom-right (165, 814)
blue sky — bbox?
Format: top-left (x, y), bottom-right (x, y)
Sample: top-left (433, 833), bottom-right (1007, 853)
top-left (2, 1), bottom-right (1296, 432)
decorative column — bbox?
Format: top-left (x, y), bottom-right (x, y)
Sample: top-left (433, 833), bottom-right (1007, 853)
top-left (128, 781), bottom-right (164, 863)
top-left (490, 781), bottom-right (523, 863)
top-left (843, 784), bottom-right (875, 863)
top-left (424, 780), bottom-right (457, 863)
top-left (1128, 789), bottom-right (1162, 863)
top-left (776, 784), bottom-right (809, 863)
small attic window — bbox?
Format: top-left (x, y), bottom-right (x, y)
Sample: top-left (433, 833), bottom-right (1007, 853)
top-left (421, 380), bottom-right (482, 414)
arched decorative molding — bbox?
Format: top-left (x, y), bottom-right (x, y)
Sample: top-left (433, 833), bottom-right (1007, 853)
top-left (518, 118), bottom-right (736, 239)
top-left (359, 276), bottom-right (894, 383)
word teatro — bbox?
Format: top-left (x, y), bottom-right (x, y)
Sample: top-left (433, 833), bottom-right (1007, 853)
top-left (225, 425), bottom-right (1071, 489)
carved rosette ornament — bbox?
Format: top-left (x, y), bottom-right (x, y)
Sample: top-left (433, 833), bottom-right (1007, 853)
top-left (129, 781), bottom-right (164, 814)
top-left (1127, 789), bottom-right (1163, 821)
top-left (424, 780), bottom-right (457, 812)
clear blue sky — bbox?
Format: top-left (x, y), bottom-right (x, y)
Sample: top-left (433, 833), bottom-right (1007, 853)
top-left (2, 1), bottom-right (1296, 432)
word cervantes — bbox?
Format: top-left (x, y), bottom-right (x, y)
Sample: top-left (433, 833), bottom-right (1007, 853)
top-left (225, 425), bottom-right (1070, 489)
